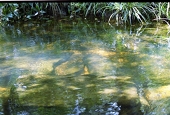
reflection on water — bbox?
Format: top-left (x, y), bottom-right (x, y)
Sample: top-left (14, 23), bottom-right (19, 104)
top-left (0, 18), bottom-right (170, 115)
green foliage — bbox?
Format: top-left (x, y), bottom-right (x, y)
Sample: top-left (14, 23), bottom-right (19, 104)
top-left (0, 2), bottom-right (170, 26)
top-left (0, 3), bottom-right (19, 22)
top-left (151, 2), bottom-right (170, 25)
top-left (106, 2), bottom-right (153, 25)
top-left (0, 3), bottom-right (47, 23)
top-left (69, 2), bottom-right (169, 26)
top-left (69, 2), bottom-right (107, 17)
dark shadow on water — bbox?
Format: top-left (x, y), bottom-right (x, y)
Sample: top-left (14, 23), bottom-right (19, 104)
top-left (3, 83), bottom-right (70, 115)
top-left (118, 96), bottom-right (143, 115)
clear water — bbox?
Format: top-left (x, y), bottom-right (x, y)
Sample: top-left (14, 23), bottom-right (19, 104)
top-left (0, 18), bottom-right (170, 115)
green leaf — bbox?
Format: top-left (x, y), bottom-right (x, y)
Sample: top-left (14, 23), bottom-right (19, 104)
top-left (7, 13), bottom-right (13, 18)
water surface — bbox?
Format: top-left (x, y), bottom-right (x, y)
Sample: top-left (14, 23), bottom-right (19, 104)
top-left (0, 18), bottom-right (170, 115)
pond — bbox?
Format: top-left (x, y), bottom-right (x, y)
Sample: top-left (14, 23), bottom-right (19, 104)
top-left (0, 17), bottom-right (170, 115)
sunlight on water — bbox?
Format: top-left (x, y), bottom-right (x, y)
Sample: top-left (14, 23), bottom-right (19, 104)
top-left (0, 19), bottom-right (170, 115)
top-left (145, 85), bottom-right (170, 101)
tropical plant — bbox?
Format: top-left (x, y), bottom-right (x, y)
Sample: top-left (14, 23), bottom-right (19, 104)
top-left (104, 2), bottom-right (155, 25)
top-left (151, 2), bottom-right (170, 26)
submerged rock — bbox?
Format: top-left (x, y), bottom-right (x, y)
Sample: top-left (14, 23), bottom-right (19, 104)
top-left (83, 54), bottom-right (116, 76)
top-left (54, 47), bottom-right (117, 77)
top-left (7, 74), bottom-right (70, 115)
top-left (55, 54), bottom-right (84, 75)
